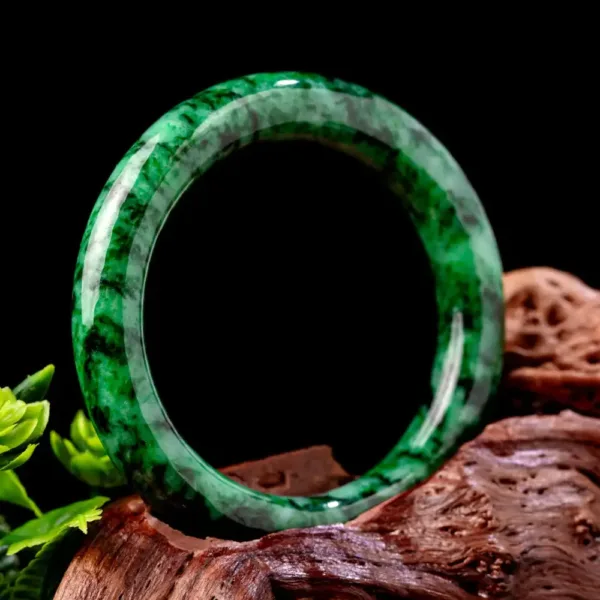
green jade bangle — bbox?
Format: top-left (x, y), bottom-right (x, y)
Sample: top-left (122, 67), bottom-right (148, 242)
top-left (72, 72), bottom-right (504, 531)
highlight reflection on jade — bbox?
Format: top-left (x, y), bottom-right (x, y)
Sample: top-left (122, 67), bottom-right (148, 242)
top-left (72, 72), bottom-right (504, 531)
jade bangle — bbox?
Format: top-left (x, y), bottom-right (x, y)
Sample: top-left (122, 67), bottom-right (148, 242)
top-left (72, 72), bottom-right (504, 531)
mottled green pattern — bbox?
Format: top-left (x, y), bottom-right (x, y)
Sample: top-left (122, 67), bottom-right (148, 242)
top-left (72, 72), bottom-right (504, 531)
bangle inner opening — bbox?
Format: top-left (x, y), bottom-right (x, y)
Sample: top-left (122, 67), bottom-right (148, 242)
top-left (143, 138), bottom-right (438, 495)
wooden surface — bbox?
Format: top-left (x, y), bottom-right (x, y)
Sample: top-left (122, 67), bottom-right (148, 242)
top-left (55, 410), bottom-right (600, 599)
top-left (503, 267), bottom-right (600, 416)
top-left (220, 444), bottom-right (354, 496)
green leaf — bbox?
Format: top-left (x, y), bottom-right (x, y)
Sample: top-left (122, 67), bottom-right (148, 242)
top-left (0, 397), bottom-right (26, 432)
top-left (48, 433), bottom-right (74, 470)
top-left (6, 530), bottom-right (73, 600)
top-left (0, 447), bottom-right (37, 473)
top-left (21, 404), bottom-right (49, 444)
top-left (0, 415), bottom-right (25, 438)
top-left (0, 497), bottom-right (109, 556)
top-left (0, 389), bottom-right (49, 472)
top-left (0, 472), bottom-right (42, 517)
top-left (51, 412), bottom-right (125, 488)
top-left (12, 366), bottom-right (54, 404)
top-left (0, 422), bottom-right (37, 452)
top-left (70, 410), bottom-right (100, 454)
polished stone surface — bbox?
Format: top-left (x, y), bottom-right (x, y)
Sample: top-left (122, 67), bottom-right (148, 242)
top-left (72, 72), bottom-right (504, 530)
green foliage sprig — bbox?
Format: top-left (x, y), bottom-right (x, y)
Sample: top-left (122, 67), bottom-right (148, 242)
top-left (11, 366), bottom-right (55, 406)
top-left (0, 497), bottom-right (108, 556)
top-left (0, 530), bottom-right (67, 600)
top-left (0, 365), bottom-right (123, 598)
top-left (0, 388), bottom-right (49, 472)
top-left (51, 411), bottom-right (125, 488)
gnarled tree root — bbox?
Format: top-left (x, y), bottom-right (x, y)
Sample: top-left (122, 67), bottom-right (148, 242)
top-left (55, 410), bottom-right (600, 599)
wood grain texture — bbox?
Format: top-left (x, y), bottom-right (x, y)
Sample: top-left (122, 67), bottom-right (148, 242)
top-left (220, 445), bottom-right (354, 496)
top-left (503, 267), bottom-right (600, 416)
top-left (55, 410), bottom-right (600, 599)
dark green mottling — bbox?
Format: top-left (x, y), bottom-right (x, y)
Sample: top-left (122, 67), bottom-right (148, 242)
top-left (72, 72), bottom-right (504, 531)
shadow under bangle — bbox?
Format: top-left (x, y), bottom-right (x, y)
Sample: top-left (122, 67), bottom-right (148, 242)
top-left (72, 71), bottom-right (504, 531)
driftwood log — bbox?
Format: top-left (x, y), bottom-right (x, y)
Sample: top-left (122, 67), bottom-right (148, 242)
top-left (55, 410), bottom-right (600, 599)
top-left (55, 268), bottom-right (600, 598)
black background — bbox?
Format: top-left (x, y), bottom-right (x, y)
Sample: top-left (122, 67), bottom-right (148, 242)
top-left (1, 43), bottom-right (597, 515)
